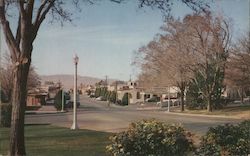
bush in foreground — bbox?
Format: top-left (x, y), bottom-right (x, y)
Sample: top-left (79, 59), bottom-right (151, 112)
top-left (196, 120), bottom-right (250, 156)
top-left (106, 119), bottom-right (194, 156)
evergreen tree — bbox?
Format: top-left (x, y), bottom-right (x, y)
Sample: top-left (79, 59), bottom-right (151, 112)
top-left (122, 93), bottom-right (129, 105)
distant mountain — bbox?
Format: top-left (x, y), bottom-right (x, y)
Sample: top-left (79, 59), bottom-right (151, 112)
top-left (40, 74), bottom-right (117, 89)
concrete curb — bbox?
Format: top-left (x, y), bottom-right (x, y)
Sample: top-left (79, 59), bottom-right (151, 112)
top-left (134, 106), bottom-right (246, 120)
top-left (164, 111), bottom-right (243, 119)
top-left (136, 107), bottom-right (162, 110)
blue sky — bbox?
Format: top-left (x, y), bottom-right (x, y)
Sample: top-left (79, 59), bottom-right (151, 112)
top-left (1, 0), bottom-right (249, 81)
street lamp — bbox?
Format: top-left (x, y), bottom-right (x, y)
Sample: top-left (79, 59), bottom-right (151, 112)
top-left (71, 54), bottom-right (79, 130)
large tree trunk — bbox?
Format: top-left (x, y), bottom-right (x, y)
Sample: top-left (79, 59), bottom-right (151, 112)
top-left (207, 95), bottom-right (212, 112)
top-left (9, 33), bottom-right (32, 155)
top-left (180, 93), bottom-right (185, 112)
top-left (240, 87), bottom-right (244, 104)
top-left (179, 83), bottom-right (186, 112)
top-left (9, 60), bottom-right (31, 156)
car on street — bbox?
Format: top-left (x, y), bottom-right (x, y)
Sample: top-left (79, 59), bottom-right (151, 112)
top-left (65, 100), bottom-right (80, 108)
top-left (145, 96), bottom-right (160, 102)
top-left (46, 99), bottom-right (55, 105)
top-left (96, 96), bottom-right (106, 101)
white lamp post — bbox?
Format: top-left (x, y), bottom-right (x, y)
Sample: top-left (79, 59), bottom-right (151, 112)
top-left (71, 54), bottom-right (79, 130)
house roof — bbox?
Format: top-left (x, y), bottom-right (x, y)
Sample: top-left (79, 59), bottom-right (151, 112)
top-left (28, 88), bottom-right (48, 96)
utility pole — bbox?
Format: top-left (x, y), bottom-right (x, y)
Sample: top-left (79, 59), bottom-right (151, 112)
top-left (105, 75), bottom-right (108, 88)
top-left (168, 86), bottom-right (170, 112)
top-left (115, 80), bottom-right (118, 104)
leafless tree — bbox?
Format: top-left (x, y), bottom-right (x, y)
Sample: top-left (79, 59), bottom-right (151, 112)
top-left (0, 0), bottom-right (210, 155)
top-left (0, 53), bottom-right (41, 102)
top-left (225, 32), bottom-right (250, 103)
top-left (183, 13), bottom-right (231, 112)
top-left (135, 18), bottom-right (195, 111)
top-left (135, 13), bottom-right (231, 112)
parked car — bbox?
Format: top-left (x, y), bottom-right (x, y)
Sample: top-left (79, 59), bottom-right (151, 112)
top-left (96, 96), bottom-right (106, 101)
top-left (65, 100), bottom-right (80, 108)
top-left (64, 92), bottom-right (71, 100)
top-left (243, 96), bottom-right (250, 103)
top-left (158, 98), bottom-right (181, 107)
top-left (159, 100), bottom-right (172, 107)
top-left (46, 98), bottom-right (55, 105)
top-left (146, 96), bottom-right (160, 102)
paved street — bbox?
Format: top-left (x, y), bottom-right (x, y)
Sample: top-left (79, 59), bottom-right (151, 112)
top-left (25, 95), bottom-right (242, 135)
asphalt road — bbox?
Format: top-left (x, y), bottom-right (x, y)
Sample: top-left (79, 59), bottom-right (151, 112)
top-left (25, 95), bottom-right (242, 135)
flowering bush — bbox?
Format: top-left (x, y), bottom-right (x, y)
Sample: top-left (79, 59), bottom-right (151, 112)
top-left (106, 119), bottom-right (194, 156)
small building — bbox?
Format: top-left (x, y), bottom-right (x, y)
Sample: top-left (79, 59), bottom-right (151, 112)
top-left (116, 80), bottom-right (145, 104)
top-left (117, 89), bottom-right (145, 104)
top-left (27, 89), bottom-right (48, 106)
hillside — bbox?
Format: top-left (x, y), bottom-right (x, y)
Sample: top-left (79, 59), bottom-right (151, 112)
top-left (40, 74), bottom-right (119, 89)
top-left (40, 74), bottom-right (102, 89)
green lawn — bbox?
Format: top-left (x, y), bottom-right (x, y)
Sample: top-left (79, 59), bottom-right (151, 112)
top-left (0, 124), bottom-right (112, 156)
top-left (173, 105), bottom-right (250, 119)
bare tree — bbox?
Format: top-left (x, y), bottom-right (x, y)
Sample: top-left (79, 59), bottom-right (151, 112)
top-left (0, 0), bottom-right (209, 155)
top-left (0, 53), bottom-right (40, 101)
top-left (135, 13), bottom-right (231, 112)
top-left (184, 13), bottom-right (231, 112)
top-left (135, 18), bottom-right (195, 112)
top-left (225, 32), bottom-right (250, 103)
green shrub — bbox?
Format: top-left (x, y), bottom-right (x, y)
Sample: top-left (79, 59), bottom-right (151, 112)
top-left (121, 93), bottom-right (129, 106)
top-left (54, 90), bottom-right (66, 111)
top-left (239, 120), bottom-right (250, 138)
top-left (100, 87), bottom-right (107, 97)
top-left (95, 88), bottom-right (101, 98)
top-left (104, 89), bottom-right (109, 100)
top-left (109, 91), bottom-right (117, 103)
top-left (0, 103), bottom-right (12, 127)
top-left (106, 119), bottom-right (194, 156)
top-left (196, 120), bottom-right (250, 156)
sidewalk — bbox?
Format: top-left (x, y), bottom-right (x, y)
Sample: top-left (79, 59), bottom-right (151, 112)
top-left (26, 106), bottom-right (66, 114)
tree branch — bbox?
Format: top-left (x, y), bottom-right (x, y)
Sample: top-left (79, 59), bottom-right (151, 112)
top-left (26, 0), bottom-right (34, 23)
top-left (19, 0), bottom-right (25, 18)
top-left (15, 15), bottom-right (21, 46)
top-left (33, 0), bottom-right (49, 27)
top-left (33, 0), bottom-right (55, 41)
top-left (0, 0), bottom-right (19, 61)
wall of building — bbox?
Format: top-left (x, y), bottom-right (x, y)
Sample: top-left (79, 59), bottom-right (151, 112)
top-left (117, 89), bottom-right (144, 104)
top-left (27, 96), bottom-right (41, 106)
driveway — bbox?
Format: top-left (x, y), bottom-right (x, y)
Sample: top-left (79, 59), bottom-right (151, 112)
top-left (25, 95), bottom-right (242, 135)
